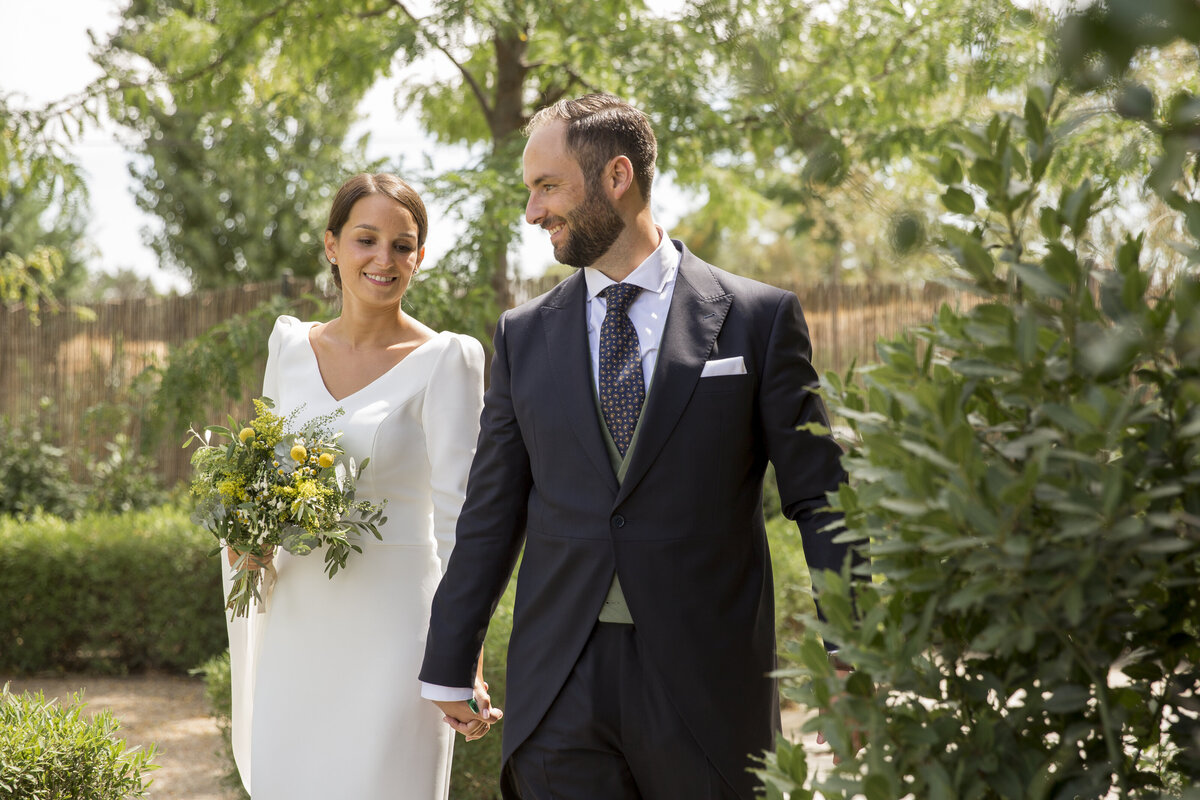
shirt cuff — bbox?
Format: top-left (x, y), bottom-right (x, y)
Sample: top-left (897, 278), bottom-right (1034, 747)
top-left (420, 681), bottom-right (474, 702)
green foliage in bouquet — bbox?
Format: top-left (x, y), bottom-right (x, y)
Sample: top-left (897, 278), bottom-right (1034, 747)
top-left (187, 397), bottom-right (387, 618)
top-left (758, 85), bottom-right (1200, 799)
top-left (0, 506), bottom-right (225, 674)
top-left (0, 684), bottom-right (158, 799)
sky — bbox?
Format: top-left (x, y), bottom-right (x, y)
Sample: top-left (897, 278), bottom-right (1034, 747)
top-left (0, 0), bottom-right (688, 292)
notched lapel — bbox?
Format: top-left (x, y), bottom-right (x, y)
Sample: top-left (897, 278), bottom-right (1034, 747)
top-left (617, 252), bottom-right (732, 504)
top-left (539, 274), bottom-right (620, 493)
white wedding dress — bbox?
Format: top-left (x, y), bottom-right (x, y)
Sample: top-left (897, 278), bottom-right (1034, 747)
top-left (223, 315), bottom-right (484, 799)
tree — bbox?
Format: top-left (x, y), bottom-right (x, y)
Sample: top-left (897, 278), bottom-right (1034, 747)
top-left (1059, 0), bottom-right (1200, 282)
top-left (93, 0), bottom-right (683, 324)
top-left (650, 0), bottom-right (1193, 287)
top-left (94, 0), bottom-right (376, 290)
top-left (0, 98), bottom-right (92, 318)
top-left (631, 0), bottom-right (1050, 282)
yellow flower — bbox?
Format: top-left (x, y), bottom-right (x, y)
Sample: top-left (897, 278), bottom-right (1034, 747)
top-left (217, 478), bottom-right (248, 503)
top-left (290, 444), bottom-right (307, 462)
top-left (318, 453), bottom-right (335, 469)
top-left (238, 427), bottom-right (255, 443)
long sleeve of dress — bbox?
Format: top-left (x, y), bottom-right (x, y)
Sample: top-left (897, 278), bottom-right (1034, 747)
top-left (421, 333), bottom-right (486, 573)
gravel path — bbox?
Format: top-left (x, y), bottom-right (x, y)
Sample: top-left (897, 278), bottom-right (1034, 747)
top-left (2, 673), bottom-right (241, 800)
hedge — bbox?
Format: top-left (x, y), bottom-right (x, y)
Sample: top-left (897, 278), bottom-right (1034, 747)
top-left (0, 507), bottom-right (226, 674)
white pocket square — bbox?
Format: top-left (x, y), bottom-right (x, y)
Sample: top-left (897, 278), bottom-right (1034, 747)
top-left (700, 356), bottom-right (747, 377)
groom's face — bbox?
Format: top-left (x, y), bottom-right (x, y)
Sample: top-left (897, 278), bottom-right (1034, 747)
top-left (523, 121), bottom-right (625, 268)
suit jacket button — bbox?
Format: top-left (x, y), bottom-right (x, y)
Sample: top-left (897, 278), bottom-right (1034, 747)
top-left (612, 515), bottom-right (625, 528)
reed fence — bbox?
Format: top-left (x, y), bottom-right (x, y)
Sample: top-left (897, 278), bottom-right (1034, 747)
top-left (1, 275), bottom-right (973, 487)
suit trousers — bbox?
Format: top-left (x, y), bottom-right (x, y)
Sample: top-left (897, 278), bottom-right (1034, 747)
top-left (504, 622), bottom-right (741, 800)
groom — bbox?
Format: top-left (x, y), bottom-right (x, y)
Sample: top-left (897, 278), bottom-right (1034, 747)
top-left (420, 93), bottom-right (853, 799)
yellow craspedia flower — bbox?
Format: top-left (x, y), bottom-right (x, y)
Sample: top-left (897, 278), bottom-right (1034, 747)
top-left (290, 444), bottom-right (307, 462)
top-left (238, 427), bottom-right (255, 443)
top-left (318, 453), bottom-right (335, 469)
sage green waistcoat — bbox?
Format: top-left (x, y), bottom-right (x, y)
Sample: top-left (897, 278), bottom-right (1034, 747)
top-left (593, 384), bottom-right (647, 624)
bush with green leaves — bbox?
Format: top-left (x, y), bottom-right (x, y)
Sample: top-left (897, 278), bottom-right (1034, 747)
top-left (0, 403), bottom-right (82, 519)
top-left (83, 433), bottom-right (167, 514)
top-left (759, 85), bottom-right (1200, 800)
top-left (0, 506), bottom-right (226, 674)
top-left (0, 684), bottom-right (158, 799)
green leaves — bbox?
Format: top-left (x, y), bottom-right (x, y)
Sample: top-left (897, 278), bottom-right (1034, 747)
top-left (765, 62), bottom-right (1200, 797)
top-left (0, 507), bottom-right (227, 674)
top-left (940, 187), bottom-right (975, 215)
top-left (1, 686), bottom-right (158, 799)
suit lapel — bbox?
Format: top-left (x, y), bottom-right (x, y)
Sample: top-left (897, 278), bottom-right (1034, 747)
top-left (539, 272), bottom-right (621, 495)
top-left (616, 248), bottom-right (732, 505)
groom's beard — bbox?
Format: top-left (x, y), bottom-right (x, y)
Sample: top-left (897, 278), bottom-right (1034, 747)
top-left (555, 184), bottom-right (626, 268)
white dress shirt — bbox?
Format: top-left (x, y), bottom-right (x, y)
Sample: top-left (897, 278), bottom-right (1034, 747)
top-left (420, 228), bottom-right (679, 703)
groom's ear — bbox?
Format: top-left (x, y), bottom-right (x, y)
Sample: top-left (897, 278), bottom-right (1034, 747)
top-left (605, 155), bottom-right (635, 201)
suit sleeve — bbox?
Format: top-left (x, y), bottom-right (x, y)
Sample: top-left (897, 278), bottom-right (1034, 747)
top-left (758, 292), bottom-right (853, 577)
top-left (419, 312), bottom-right (533, 688)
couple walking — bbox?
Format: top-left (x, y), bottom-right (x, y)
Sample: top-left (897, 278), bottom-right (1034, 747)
top-left (224, 93), bottom-right (852, 799)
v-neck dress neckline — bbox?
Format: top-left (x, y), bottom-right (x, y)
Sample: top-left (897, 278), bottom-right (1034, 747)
top-left (302, 320), bottom-right (445, 403)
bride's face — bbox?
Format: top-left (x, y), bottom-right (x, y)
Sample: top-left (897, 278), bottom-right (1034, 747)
top-left (324, 193), bottom-right (425, 307)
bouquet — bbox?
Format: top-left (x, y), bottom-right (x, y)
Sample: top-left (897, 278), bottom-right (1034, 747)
top-left (187, 397), bottom-right (387, 618)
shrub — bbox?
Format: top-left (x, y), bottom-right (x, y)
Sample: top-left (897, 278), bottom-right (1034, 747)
top-left (0, 684), bottom-right (158, 799)
top-left (0, 506), bottom-right (227, 674)
top-left (761, 87), bottom-right (1200, 799)
top-left (83, 433), bottom-right (167, 514)
top-left (0, 403), bottom-right (82, 520)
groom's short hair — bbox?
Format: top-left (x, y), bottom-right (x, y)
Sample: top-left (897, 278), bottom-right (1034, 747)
top-left (525, 94), bottom-right (657, 202)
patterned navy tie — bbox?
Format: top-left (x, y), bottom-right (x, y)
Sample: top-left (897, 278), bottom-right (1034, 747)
top-left (598, 283), bottom-right (645, 457)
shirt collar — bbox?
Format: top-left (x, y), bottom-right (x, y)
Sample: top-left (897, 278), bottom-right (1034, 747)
top-left (584, 227), bottom-right (679, 300)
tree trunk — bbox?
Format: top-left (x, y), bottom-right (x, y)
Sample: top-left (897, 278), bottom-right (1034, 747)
top-left (484, 26), bottom-right (530, 315)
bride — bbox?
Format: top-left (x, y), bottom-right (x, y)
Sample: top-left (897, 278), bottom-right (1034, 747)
top-left (223, 172), bottom-right (499, 798)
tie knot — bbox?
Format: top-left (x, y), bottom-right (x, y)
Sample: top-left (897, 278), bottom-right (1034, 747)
top-left (602, 283), bottom-right (642, 315)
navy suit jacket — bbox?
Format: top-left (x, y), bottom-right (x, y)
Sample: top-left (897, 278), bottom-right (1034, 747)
top-left (420, 242), bottom-right (850, 798)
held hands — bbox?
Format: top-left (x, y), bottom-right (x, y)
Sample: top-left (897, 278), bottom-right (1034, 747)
top-left (433, 676), bottom-right (503, 742)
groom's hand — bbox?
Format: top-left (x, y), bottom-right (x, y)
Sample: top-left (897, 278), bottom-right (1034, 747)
top-left (432, 690), bottom-right (502, 742)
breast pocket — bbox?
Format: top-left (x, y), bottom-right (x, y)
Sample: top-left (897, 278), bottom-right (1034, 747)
top-left (685, 372), bottom-right (756, 433)
top-left (693, 372), bottom-right (753, 395)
